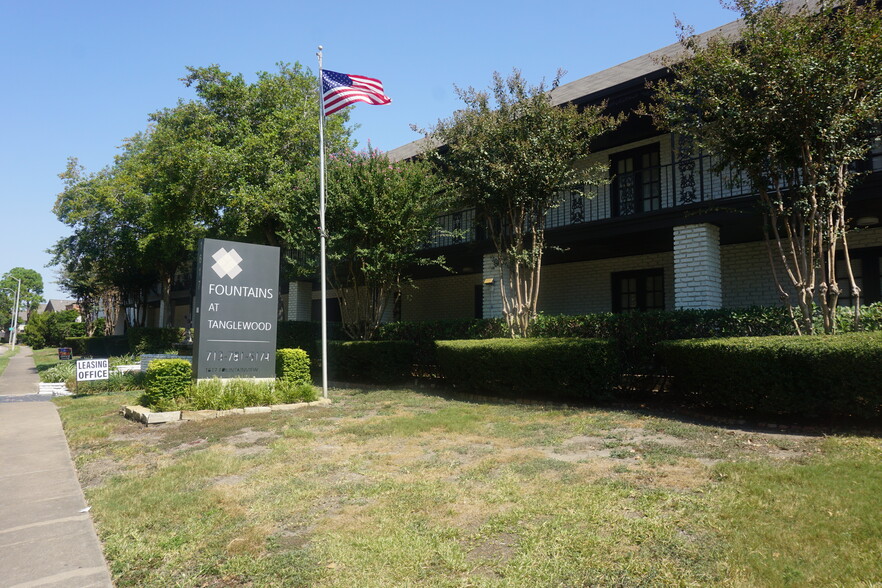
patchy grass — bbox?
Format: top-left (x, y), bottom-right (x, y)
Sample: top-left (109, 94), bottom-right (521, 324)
top-left (0, 344), bottom-right (19, 377)
top-left (55, 387), bottom-right (882, 587)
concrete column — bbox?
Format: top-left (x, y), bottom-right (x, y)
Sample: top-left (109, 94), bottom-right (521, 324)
top-left (482, 253), bottom-right (505, 318)
top-left (673, 223), bottom-right (722, 309)
top-left (286, 281), bottom-right (313, 321)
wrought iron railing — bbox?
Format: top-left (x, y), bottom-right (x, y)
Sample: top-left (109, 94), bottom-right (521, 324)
top-left (424, 148), bottom-right (880, 248)
top-left (424, 152), bottom-right (756, 248)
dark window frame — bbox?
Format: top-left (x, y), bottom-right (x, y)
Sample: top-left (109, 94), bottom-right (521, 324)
top-left (611, 268), bottom-right (665, 313)
top-left (610, 143), bottom-right (662, 217)
top-left (836, 246), bottom-right (882, 306)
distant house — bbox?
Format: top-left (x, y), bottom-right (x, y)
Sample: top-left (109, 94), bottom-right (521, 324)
top-left (42, 299), bottom-right (80, 314)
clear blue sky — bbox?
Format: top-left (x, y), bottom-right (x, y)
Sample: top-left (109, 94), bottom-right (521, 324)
top-left (0, 0), bottom-right (737, 302)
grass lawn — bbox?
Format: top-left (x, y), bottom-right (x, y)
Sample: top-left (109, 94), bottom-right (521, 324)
top-left (32, 346), bottom-right (66, 374)
top-left (55, 387), bottom-right (882, 587)
top-left (0, 344), bottom-right (19, 377)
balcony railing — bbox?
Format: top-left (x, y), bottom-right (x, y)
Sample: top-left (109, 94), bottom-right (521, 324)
top-left (424, 152), bottom-right (765, 248)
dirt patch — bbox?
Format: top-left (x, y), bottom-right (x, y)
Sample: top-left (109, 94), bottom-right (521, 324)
top-left (466, 532), bottom-right (519, 578)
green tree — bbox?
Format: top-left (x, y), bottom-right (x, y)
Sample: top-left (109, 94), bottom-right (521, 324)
top-left (429, 70), bottom-right (619, 337)
top-left (53, 157), bottom-right (155, 332)
top-left (1, 268), bottom-right (44, 322)
top-left (180, 63), bottom-right (352, 246)
top-left (649, 0), bottom-right (882, 334)
top-left (282, 148), bottom-right (450, 340)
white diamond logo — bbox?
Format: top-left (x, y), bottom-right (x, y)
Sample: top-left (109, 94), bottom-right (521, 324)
top-left (211, 248), bottom-right (243, 279)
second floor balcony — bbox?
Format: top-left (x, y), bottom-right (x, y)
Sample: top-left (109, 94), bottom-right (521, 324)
top-left (426, 138), bottom-right (882, 249)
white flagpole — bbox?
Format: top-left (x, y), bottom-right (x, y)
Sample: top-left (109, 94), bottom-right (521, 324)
top-left (317, 45), bottom-right (329, 399)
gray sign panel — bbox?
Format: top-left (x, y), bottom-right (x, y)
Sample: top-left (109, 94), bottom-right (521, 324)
top-left (192, 238), bottom-right (280, 379)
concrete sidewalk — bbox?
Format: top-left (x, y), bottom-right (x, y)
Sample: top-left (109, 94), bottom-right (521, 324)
top-left (0, 347), bottom-right (113, 587)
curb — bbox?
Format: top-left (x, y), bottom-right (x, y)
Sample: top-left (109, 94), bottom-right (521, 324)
top-left (121, 397), bottom-right (333, 425)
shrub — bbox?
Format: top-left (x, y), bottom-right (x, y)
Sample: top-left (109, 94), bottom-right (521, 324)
top-left (40, 361), bottom-right (75, 384)
top-left (378, 307), bottom-right (798, 373)
top-left (127, 327), bottom-right (184, 354)
top-left (327, 340), bottom-right (416, 384)
top-left (142, 359), bottom-right (192, 409)
top-left (63, 335), bottom-right (129, 357)
top-left (436, 338), bottom-right (619, 401)
top-left (657, 332), bottom-right (882, 418)
top-left (379, 319), bottom-right (506, 365)
top-left (276, 348), bottom-right (311, 384)
top-left (185, 378), bottom-right (318, 410)
top-left (75, 371), bottom-right (145, 395)
top-left (21, 310), bottom-right (83, 349)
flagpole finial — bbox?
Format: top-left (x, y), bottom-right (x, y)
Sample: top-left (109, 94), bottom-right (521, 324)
top-left (317, 45), bottom-right (323, 52)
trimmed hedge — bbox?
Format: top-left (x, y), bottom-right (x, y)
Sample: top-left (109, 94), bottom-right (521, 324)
top-left (127, 327), bottom-right (184, 354)
top-left (276, 348), bottom-right (311, 384)
top-left (327, 340), bottom-right (416, 384)
top-left (657, 332), bottom-right (882, 418)
top-left (62, 335), bottom-right (129, 357)
top-left (379, 307), bottom-right (796, 371)
top-left (142, 358), bottom-right (192, 408)
top-left (436, 338), bottom-right (619, 401)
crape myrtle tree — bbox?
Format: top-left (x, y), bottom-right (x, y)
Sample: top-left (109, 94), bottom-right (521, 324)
top-left (281, 147), bottom-right (449, 341)
top-left (429, 70), bottom-right (619, 337)
top-left (649, 0), bottom-right (882, 335)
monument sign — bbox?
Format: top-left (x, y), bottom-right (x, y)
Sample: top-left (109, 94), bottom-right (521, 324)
top-left (192, 238), bottom-right (280, 380)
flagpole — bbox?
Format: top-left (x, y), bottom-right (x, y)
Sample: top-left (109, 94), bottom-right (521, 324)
top-left (317, 45), bottom-right (329, 399)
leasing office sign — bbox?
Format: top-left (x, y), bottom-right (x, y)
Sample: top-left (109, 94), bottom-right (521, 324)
top-left (192, 238), bottom-right (280, 379)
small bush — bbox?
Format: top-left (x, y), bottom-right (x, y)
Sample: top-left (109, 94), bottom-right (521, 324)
top-left (127, 327), bottom-right (184, 354)
top-left (658, 332), bottom-right (882, 418)
top-left (185, 378), bottom-right (318, 410)
top-left (276, 348), bottom-right (311, 384)
top-left (436, 338), bottom-right (619, 401)
top-left (40, 361), bottom-right (75, 384)
top-left (142, 359), bottom-right (192, 408)
top-left (327, 341), bottom-right (416, 384)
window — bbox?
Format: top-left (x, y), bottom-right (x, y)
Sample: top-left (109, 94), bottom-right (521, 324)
top-left (611, 144), bottom-right (661, 216)
top-left (612, 269), bottom-right (665, 312)
top-left (836, 247), bottom-right (882, 306)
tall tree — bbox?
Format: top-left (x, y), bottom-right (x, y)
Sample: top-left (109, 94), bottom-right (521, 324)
top-left (53, 157), bottom-right (156, 332)
top-left (1, 267), bottom-right (44, 324)
top-left (649, 0), bottom-right (882, 334)
top-left (180, 63), bottom-right (352, 246)
top-left (281, 148), bottom-right (449, 340)
top-left (429, 70), bottom-right (619, 337)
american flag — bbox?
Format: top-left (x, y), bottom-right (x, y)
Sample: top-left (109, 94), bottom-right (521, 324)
top-left (322, 70), bottom-right (391, 116)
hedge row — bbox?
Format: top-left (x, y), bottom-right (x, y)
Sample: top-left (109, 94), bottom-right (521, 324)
top-left (379, 307), bottom-right (796, 370)
top-left (61, 335), bottom-right (129, 357)
top-left (327, 341), bottom-right (415, 384)
top-left (436, 338), bottom-right (619, 401)
top-left (658, 332), bottom-right (882, 418)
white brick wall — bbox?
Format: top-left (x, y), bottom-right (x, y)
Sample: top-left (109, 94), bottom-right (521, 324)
top-left (482, 253), bottom-right (507, 318)
top-left (538, 252), bottom-right (675, 314)
top-left (721, 227), bottom-right (882, 308)
top-left (400, 273), bottom-right (482, 321)
top-left (673, 224), bottom-right (722, 309)
top-left (286, 281), bottom-right (313, 321)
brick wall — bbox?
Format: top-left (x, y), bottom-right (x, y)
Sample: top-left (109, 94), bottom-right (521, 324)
top-left (673, 224), bottom-right (722, 309)
top-left (720, 227), bottom-right (882, 308)
top-left (538, 252), bottom-right (675, 314)
top-left (400, 273), bottom-right (482, 322)
top-left (286, 281), bottom-right (313, 321)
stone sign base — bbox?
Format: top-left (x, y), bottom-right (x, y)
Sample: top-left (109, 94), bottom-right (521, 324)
top-left (122, 398), bottom-right (331, 425)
